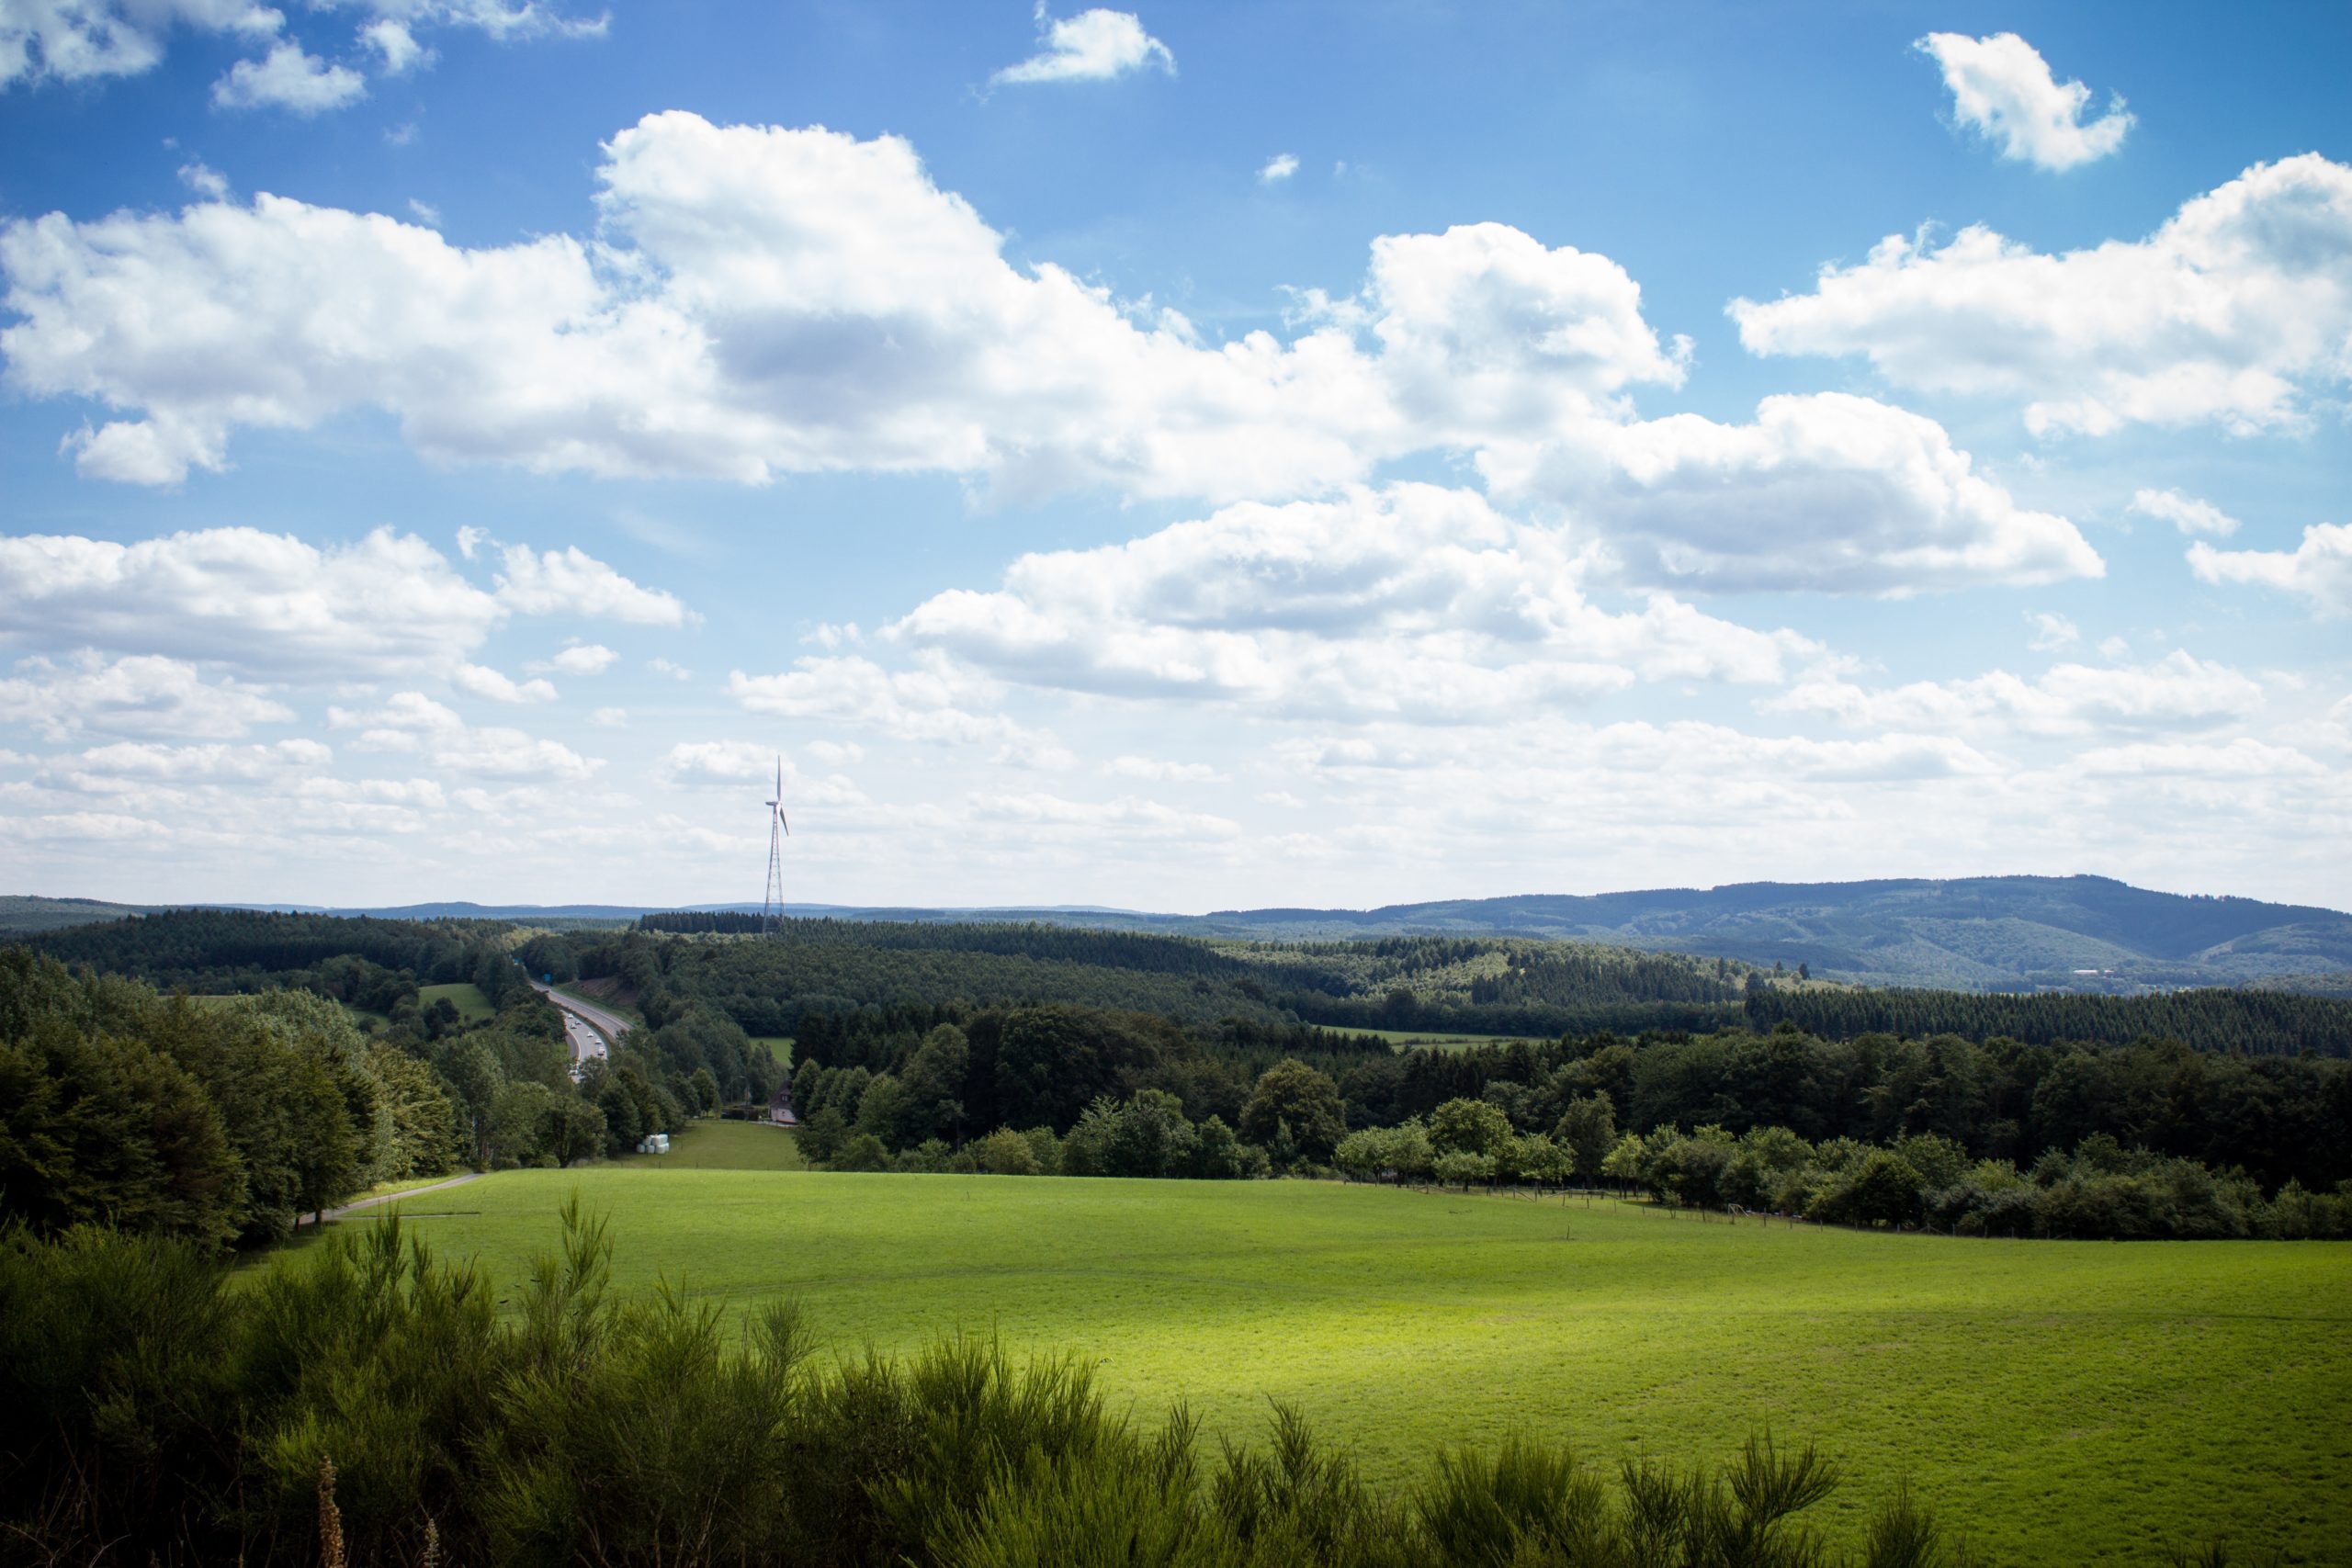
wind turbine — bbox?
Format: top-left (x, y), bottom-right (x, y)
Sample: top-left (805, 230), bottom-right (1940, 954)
top-left (762, 755), bottom-right (789, 938)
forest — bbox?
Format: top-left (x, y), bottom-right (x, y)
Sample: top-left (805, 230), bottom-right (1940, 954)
top-left (7, 908), bottom-right (2349, 1250)
top-left (581, 918), bottom-right (2352, 1053)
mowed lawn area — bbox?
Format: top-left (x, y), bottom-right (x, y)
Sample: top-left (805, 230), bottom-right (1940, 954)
top-left (355, 1164), bottom-right (2351, 1564)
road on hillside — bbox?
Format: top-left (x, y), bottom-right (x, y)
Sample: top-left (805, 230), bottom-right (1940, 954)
top-left (529, 979), bottom-right (632, 1067)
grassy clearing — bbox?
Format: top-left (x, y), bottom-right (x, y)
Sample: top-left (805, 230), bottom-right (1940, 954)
top-left (417, 981), bottom-right (495, 1021)
top-left (631, 1118), bottom-right (807, 1171)
top-left (747, 1034), bottom-right (795, 1066)
top-left (354, 1171), bottom-right (2350, 1564)
top-left (1344, 1027), bottom-right (1527, 1047)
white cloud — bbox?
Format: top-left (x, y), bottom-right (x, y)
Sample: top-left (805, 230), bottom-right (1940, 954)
top-left (807, 739), bottom-right (863, 765)
top-left (0, 651), bottom-right (292, 740)
top-left (406, 197), bottom-right (441, 227)
top-left (43, 738), bottom-right (332, 787)
top-left (2188, 523), bottom-right (2352, 616)
top-left (728, 653), bottom-right (1046, 750)
top-left (177, 162), bottom-right (230, 199)
top-left (330, 2), bottom-right (607, 43)
top-left (654, 739), bottom-right (868, 806)
top-left (492, 544), bottom-right (688, 624)
top-left (361, 17), bottom-right (429, 73)
top-left (1915, 32), bottom-right (2132, 170)
top-left (0, 526), bottom-right (501, 678)
top-left (1768, 650), bottom-right (2265, 739)
top-left (589, 705), bottom-right (627, 728)
top-left (1732, 154), bottom-right (2352, 437)
top-left (211, 41), bottom-right (367, 114)
top-left (892, 484), bottom-right (1815, 721)
top-left (2067, 739), bottom-right (2325, 780)
top-left (991, 6), bottom-right (1171, 86)
top-left (528, 642), bottom-right (617, 674)
top-left (326, 690), bottom-right (597, 778)
top-left (451, 662), bottom-right (557, 704)
top-left (1259, 153), bottom-right (1298, 185)
top-left (1481, 393), bottom-right (2102, 593)
top-left (0, 0), bottom-right (279, 88)
top-left (1, 0), bottom-right (596, 99)
top-left (2131, 487), bottom-right (2241, 537)
top-left (2025, 611), bottom-right (2080, 652)
top-left (650, 657), bottom-right (692, 682)
top-left (1106, 755), bottom-right (1226, 783)
top-left (0, 115), bottom-right (1687, 503)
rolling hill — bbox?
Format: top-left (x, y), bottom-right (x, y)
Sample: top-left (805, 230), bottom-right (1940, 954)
top-left (11, 875), bottom-right (2349, 993)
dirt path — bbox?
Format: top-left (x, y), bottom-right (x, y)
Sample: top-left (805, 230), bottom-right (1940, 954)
top-left (323, 1171), bottom-right (483, 1222)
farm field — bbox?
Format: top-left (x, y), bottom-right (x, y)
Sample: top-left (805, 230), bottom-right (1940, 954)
top-left (352, 1166), bottom-right (2352, 1564)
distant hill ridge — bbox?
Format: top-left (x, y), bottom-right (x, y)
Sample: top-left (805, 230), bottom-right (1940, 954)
top-left (7, 875), bottom-right (2349, 994)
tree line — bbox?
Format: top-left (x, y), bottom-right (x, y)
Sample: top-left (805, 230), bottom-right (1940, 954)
top-left (0, 948), bottom-right (789, 1247)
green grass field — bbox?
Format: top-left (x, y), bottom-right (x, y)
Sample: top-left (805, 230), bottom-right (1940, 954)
top-left (1347, 1027), bottom-right (1527, 1047)
top-left (629, 1118), bottom-right (807, 1170)
top-left (417, 982), bottom-right (495, 1021)
top-left (350, 1168), bottom-right (2350, 1564)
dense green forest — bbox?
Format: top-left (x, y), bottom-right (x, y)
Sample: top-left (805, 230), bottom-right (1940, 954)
top-left (32, 909), bottom-right (2352, 1055)
top-left (0, 947), bottom-right (783, 1247)
top-left (9, 909), bottom-right (2349, 1249)
top-left (581, 918), bottom-right (2352, 1055)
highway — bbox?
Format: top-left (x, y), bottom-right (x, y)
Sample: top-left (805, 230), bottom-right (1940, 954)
top-left (529, 978), bottom-right (632, 1068)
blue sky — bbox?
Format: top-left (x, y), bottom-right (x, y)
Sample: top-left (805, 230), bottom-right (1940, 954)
top-left (1, 0), bottom-right (2346, 911)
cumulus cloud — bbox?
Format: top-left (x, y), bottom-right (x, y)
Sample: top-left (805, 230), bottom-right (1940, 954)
top-left (1732, 154), bottom-right (2352, 437)
top-left (0, 651), bottom-right (292, 740)
top-left (0, 526), bottom-right (501, 678)
top-left (2132, 487), bottom-right (2242, 538)
top-left (1481, 393), bottom-right (2101, 593)
top-left (528, 642), bottom-right (618, 675)
top-left (892, 484), bottom-right (1816, 720)
top-left (654, 739), bottom-right (867, 805)
top-left (451, 662), bottom-right (558, 704)
top-left (177, 162), bottom-right (230, 199)
top-left (1915, 32), bottom-right (2132, 170)
top-left (1106, 755), bottom-right (1226, 783)
top-left (1259, 153), bottom-right (1298, 185)
top-left (2188, 523), bottom-right (2352, 616)
top-left (1767, 650), bottom-right (2265, 739)
top-left (492, 544), bottom-right (688, 625)
top-left (2025, 612), bottom-right (2080, 652)
top-left (42, 738), bottom-right (333, 789)
top-left (211, 40), bottom-right (367, 113)
top-left (991, 6), bottom-right (1171, 86)
top-left (727, 653), bottom-right (1049, 751)
top-left (0, 0), bottom-right (279, 88)
top-left (0, 115), bottom-right (1685, 503)
top-left (326, 690), bottom-right (598, 778)
top-left (2, 0), bottom-right (598, 99)
top-left (361, 17), bottom-right (430, 73)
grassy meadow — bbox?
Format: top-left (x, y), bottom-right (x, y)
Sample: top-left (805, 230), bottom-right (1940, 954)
top-left (629, 1117), bottom-right (808, 1170)
top-left (416, 981), bottom-right (496, 1021)
top-left (349, 1153), bottom-right (2351, 1564)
